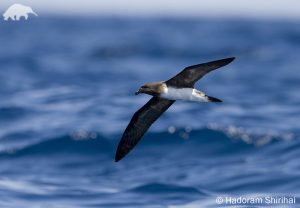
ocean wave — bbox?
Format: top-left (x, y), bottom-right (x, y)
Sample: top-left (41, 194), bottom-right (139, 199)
top-left (128, 183), bottom-right (203, 194)
top-left (0, 127), bottom-right (294, 158)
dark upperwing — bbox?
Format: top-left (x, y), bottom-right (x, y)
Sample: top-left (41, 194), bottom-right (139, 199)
top-left (165, 57), bottom-right (235, 88)
top-left (115, 97), bottom-right (175, 162)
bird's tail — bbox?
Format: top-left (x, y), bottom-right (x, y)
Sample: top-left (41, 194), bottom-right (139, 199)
top-left (207, 96), bottom-right (222, 102)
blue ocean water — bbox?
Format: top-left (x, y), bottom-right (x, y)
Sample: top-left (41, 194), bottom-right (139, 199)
top-left (0, 17), bottom-right (300, 207)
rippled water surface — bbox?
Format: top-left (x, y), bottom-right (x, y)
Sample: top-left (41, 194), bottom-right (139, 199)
top-left (0, 17), bottom-right (300, 207)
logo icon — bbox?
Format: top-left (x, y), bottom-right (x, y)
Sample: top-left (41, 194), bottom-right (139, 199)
top-left (3, 3), bottom-right (38, 21)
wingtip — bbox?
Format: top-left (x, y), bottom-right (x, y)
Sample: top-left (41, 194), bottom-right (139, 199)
top-left (212, 57), bottom-right (235, 68)
top-left (115, 149), bottom-right (127, 162)
top-left (223, 57), bottom-right (236, 64)
top-left (206, 57), bottom-right (236, 68)
top-left (114, 153), bottom-right (122, 162)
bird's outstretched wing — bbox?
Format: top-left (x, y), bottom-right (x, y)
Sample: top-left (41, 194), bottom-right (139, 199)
top-left (166, 57), bottom-right (235, 88)
top-left (115, 97), bottom-right (174, 162)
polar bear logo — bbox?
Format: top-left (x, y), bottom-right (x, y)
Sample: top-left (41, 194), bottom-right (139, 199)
top-left (3, 3), bottom-right (38, 21)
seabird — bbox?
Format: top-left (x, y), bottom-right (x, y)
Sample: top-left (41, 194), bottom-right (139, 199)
top-left (115, 57), bottom-right (235, 162)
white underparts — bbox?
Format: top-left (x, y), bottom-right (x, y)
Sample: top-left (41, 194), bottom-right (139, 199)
top-left (160, 87), bottom-right (209, 102)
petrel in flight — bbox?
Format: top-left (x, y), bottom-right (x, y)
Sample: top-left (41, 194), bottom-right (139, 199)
top-left (115, 57), bottom-right (235, 162)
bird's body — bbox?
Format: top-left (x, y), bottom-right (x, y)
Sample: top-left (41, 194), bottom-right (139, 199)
top-left (115, 57), bottom-right (235, 162)
top-left (160, 86), bottom-right (214, 102)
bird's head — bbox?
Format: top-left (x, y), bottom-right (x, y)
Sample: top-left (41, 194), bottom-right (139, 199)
top-left (135, 82), bottom-right (166, 96)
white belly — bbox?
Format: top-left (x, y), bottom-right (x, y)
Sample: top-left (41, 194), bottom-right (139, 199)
top-left (160, 87), bottom-right (209, 102)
